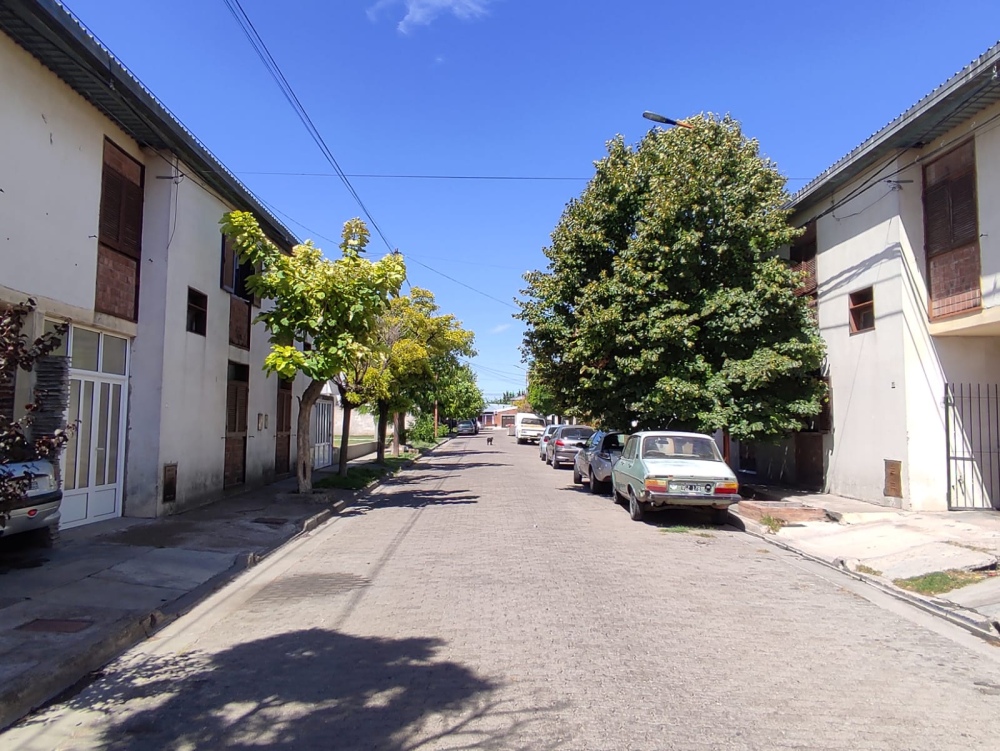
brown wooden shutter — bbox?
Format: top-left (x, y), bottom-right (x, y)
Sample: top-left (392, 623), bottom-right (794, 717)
top-left (236, 384), bottom-right (249, 434)
top-left (221, 235), bottom-right (236, 292)
top-left (99, 168), bottom-right (125, 250)
top-left (120, 181), bottom-right (143, 259)
top-left (226, 382), bottom-right (239, 433)
top-left (923, 183), bottom-right (951, 257)
top-left (951, 171), bottom-right (978, 248)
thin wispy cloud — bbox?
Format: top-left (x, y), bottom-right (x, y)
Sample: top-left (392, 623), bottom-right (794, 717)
top-left (368, 0), bottom-right (493, 34)
top-left (490, 323), bottom-right (511, 334)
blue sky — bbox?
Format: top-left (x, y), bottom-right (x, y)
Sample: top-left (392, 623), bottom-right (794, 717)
top-left (67, 0), bottom-right (1000, 400)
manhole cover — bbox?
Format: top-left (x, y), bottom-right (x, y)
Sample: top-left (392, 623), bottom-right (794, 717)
top-left (252, 517), bottom-right (288, 527)
top-left (16, 619), bottom-right (93, 633)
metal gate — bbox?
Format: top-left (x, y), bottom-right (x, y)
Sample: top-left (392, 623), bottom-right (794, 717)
top-left (945, 383), bottom-right (1000, 510)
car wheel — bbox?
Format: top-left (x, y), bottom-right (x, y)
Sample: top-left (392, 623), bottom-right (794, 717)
top-left (552, 456), bottom-right (561, 469)
top-left (539, 451), bottom-right (545, 461)
top-left (28, 524), bottom-right (60, 548)
top-left (628, 490), bottom-right (646, 522)
top-left (589, 476), bottom-right (604, 495)
top-left (572, 466), bottom-right (582, 484)
top-left (711, 507), bottom-right (730, 525)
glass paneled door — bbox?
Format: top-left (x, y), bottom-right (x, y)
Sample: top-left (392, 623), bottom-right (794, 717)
top-left (51, 324), bottom-right (129, 528)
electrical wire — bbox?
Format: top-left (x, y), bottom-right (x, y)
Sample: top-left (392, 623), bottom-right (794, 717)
top-left (238, 171), bottom-right (591, 181)
top-left (222, 0), bottom-right (394, 251)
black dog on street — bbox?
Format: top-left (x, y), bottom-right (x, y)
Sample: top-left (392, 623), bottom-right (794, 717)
top-left (486, 435), bottom-right (494, 446)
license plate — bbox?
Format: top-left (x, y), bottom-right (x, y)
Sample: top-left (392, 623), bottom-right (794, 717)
top-left (669, 481), bottom-right (712, 494)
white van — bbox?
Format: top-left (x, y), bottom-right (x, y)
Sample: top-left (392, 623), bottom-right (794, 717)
top-left (513, 413), bottom-right (547, 444)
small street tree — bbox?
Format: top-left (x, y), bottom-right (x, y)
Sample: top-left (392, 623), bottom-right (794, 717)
top-left (221, 212), bottom-right (405, 492)
top-left (518, 115), bottom-right (826, 439)
top-left (0, 300), bottom-right (70, 528)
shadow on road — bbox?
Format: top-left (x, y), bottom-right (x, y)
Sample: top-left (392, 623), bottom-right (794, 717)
top-left (38, 628), bottom-right (519, 750)
top-left (344, 488), bottom-right (481, 515)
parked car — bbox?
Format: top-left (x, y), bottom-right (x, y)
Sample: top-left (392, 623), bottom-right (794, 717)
top-left (0, 458), bottom-right (61, 547)
top-left (456, 419), bottom-right (477, 436)
top-left (538, 423), bottom-right (562, 461)
top-left (513, 413), bottom-right (547, 444)
top-left (573, 430), bottom-right (626, 494)
top-left (611, 431), bottom-right (739, 523)
top-left (546, 425), bottom-right (595, 469)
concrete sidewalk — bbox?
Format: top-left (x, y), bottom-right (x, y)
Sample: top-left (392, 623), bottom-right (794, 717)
top-left (0, 454), bottom-right (420, 731)
top-left (733, 484), bottom-right (1000, 639)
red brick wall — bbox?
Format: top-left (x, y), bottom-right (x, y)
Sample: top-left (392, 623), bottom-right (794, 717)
top-left (95, 245), bottom-right (138, 321)
top-left (929, 244), bottom-right (981, 319)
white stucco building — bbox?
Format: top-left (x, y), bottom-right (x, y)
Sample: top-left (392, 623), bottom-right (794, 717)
top-left (746, 42), bottom-right (1000, 512)
top-left (0, 0), bottom-right (327, 527)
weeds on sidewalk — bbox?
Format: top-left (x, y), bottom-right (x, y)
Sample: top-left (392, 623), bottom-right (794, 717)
top-left (315, 454), bottom-right (416, 491)
top-left (660, 526), bottom-right (715, 538)
top-left (759, 514), bottom-right (784, 534)
top-left (855, 564), bottom-right (883, 577)
top-left (893, 569), bottom-right (987, 596)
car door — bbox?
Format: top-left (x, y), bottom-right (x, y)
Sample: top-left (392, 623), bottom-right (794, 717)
top-left (614, 435), bottom-right (638, 494)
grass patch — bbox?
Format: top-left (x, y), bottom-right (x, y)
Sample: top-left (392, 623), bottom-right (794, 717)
top-left (332, 435), bottom-right (376, 447)
top-left (855, 564), bottom-right (883, 577)
top-left (893, 569), bottom-right (987, 596)
top-left (660, 526), bottom-right (714, 538)
top-left (314, 453), bottom-right (418, 490)
top-left (759, 514), bottom-right (784, 534)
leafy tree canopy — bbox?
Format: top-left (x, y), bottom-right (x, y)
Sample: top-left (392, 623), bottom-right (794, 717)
top-left (517, 115), bottom-right (826, 440)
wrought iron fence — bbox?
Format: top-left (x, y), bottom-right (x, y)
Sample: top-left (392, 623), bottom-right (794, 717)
top-left (945, 383), bottom-right (1000, 510)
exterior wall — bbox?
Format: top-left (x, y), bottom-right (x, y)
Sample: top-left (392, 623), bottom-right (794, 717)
top-left (0, 32), bottom-right (138, 338)
top-left (805, 160), bottom-right (911, 506)
top-left (1, 30), bottom-right (306, 519)
top-left (128, 156), bottom-right (306, 516)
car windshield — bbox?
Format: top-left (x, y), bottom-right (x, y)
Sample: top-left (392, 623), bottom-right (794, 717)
top-left (522, 418), bottom-right (545, 427)
top-left (641, 435), bottom-right (722, 462)
top-left (560, 428), bottom-right (594, 441)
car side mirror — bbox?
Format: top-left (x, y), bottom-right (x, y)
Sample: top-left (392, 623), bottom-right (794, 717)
top-left (576, 441), bottom-right (587, 448)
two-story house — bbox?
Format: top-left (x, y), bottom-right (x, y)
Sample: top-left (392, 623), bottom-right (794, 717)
top-left (746, 41), bottom-right (1000, 512)
top-left (0, 0), bottom-right (317, 527)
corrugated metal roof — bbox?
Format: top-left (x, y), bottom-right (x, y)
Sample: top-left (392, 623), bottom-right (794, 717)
top-left (0, 0), bottom-right (298, 248)
top-left (792, 41), bottom-right (1000, 213)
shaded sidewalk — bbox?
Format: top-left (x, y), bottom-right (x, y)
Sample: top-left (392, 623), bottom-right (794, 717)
top-left (733, 482), bottom-right (1000, 640)
top-left (0, 457), bottom-right (407, 731)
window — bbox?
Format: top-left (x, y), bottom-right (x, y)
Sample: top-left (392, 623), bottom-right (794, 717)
top-left (220, 234), bottom-right (259, 306)
top-left (849, 287), bottom-right (875, 333)
top-left (186, 288), bottom-right (208, 336)
top-left (923, 140), bottom-right (981, 318)
top-left (95, 140), bottom-right (143, 321)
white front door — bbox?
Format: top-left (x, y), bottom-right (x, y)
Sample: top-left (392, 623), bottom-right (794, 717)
top-left (311, 399), bottom-right (333, 469)
top-left (52, 325), bottom-right (129, 529)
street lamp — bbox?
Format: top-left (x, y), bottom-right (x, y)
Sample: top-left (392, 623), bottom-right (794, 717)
top-left (642, 111), bottom-right (693, 129)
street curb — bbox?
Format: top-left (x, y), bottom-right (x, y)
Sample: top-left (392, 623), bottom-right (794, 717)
top-left (0, 610), bottom-right (159, 731)
top-left (0, 501), bottom-right (350, 732)
top-left (0, 446), bottom-right (450, 730)
top-left (729, 509), bottom-right (1000, 645)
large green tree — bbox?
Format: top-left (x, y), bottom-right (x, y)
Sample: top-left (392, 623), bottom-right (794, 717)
top-left (221, 212), bottom-right (405, 491)
top-left (518, 115), bottom-right (826, 439)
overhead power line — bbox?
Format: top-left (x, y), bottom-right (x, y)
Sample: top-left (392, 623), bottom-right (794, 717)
top-left (239, 171), bottom-right (590, 181)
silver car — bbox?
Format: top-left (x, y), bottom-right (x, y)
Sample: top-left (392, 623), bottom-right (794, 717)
top-left (538, 424), bottom-right (562, 461)
top-left (573, 430), bottom-right (626, 494)
top-left (546, 425), bottom-right (595, 469)
top-left (611, 431), bottom-right (739, 523)
top-left (0, 458), bottom-right (62, 546)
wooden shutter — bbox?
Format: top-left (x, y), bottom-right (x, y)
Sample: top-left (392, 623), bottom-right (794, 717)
top-left (951, 171), bottom-right (978, 248)
top-left (226, 382), bottom-right (239, 433)
top-left (99, 169), bottom-right (124, 250)
top-left (120, 181), bottom-right (143, 258)
top-left (221, 235), bottom-right (236, 292)
top-left (923, 183), bottom-right (951, 257)
top-left (235, 384), bottom-right (249, 434)
top-left (99, 140), bottom-right (143, 258)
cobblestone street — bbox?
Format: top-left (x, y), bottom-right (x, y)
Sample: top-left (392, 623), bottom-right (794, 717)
top-left (6, 434), bottom-right (1000, 750)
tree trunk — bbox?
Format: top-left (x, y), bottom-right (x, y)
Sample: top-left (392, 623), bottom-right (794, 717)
top-left (391, 411), bottom-right (401, 457)
top-left (338, 399), bottom-right (353, 477)
top-left (295, 380), bottom-right (325, 494)
top-left (376, 401), bottom-right (389, 463)
top-left (434, 399), bottom-right (438, 439)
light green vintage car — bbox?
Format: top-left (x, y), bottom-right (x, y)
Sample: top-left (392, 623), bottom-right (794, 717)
top-left (611, 431), bottom-right (740, 523)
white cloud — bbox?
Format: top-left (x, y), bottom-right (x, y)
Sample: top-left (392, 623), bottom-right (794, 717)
top-left (490, 323), bottom-right (511, 334)
top-left (368, 0), bottom-right (493, 33)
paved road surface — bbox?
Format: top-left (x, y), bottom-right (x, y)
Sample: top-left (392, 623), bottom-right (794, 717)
top-left (5, 434), bottom-right (1000, 750)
